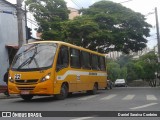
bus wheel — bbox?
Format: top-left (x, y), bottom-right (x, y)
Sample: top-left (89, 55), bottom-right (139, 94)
top-left (68, 92), bottom-right (73, 97)
top-left (55, 84), bottom-right (68, 100)
top-left (20, 95), bottom-right (33, 101)
top-left (87, 83), bottom-right (98, 95)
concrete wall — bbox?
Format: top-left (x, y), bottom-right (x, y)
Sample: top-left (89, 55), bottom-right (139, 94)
top-left (0, 1), bottom-right (26, 85)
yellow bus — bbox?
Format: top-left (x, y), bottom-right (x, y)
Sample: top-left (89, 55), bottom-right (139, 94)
top-left (8, 41), bottom-right (107, 100)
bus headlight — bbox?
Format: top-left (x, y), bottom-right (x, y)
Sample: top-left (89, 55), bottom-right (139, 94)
top-left (9, 76), bottom-right (14, 83)
top-left (40, 73), bottom-right (51, 82)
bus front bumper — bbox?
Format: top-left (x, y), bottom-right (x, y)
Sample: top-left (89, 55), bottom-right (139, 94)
top-left (8, 82), bottom-right (55, 95)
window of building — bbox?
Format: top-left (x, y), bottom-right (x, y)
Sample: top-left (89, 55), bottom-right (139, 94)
top-left (81, 51), bottom-right (91, 69)
top-left (70, 48), bottom-right (81, 68)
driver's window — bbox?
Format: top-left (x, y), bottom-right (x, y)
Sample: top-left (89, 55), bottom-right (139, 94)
top-left (56, 46), bottom-right (69, 71)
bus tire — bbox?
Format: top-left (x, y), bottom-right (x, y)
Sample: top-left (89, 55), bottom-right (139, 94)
top-left (20, 95), bottom-right (33, 101)
top-left (68, 92), bottom-right (73, 97)
top-left (87, 83), bottom-right (98, 95)
top-left (55, 84), bottom-right (68, 100)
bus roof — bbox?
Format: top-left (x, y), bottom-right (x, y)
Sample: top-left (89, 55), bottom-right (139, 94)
top-left (26, 41), bottom-right (106, 57)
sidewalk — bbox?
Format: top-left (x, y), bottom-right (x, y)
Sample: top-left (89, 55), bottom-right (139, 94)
top-left (0, 93), bottom-right (19, 99)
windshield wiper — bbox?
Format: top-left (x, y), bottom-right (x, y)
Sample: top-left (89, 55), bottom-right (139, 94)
top-left (17, 45), bottom-right (40, 70)
top-left (17, 56), bottom-right (33, 70)
top-left (17, 51), bottom-right (38, 70)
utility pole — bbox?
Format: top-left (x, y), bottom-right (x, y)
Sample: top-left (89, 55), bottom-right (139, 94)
top-left (25, 4), bottom-right (28, 43)
top-left (155, 7), bottom-right (160, 62)
top-left (17, 0), bottom-right (24, 47)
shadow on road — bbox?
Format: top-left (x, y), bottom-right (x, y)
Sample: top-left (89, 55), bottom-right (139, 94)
top-left (12, 91), bottom-right (106, 103)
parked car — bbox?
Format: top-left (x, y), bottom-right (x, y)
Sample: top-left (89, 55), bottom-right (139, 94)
top-left (105, 80), bottom-right (113, 89)
top-left (114, 79), bottom-right (127, 87)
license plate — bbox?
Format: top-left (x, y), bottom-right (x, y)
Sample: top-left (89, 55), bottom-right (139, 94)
top-left (21, 91), bottom-right (30, 95)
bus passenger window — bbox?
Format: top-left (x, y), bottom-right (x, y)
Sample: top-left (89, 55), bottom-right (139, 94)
top-left (91, 54), bottom-right (99, 70)
top-left (56, 46), bottom-right (69, 71)
top-left (81, 51), bottom-right (91, 69)
top-left (70, 48), bottom-right (81, 68)
top-left (100, 56), bottom-right (106, 71)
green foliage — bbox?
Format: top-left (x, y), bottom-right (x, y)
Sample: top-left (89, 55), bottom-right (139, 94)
top-left (107, 60), bottom-right (127, 81)
top-left (25, 0), bottom-right (69, 40)
top-left (118, 52), bottom-right (159, 83)
top-left (117, 55), bottom-right (132, 67)
top-left (61, 16), bottom-right (99, 47)
top-left (107, 61), bottom-right (120, 81)
top-left (120, 67), bottom-right (127, 80)
top-left (125, 62), bottom-right (143, 82)
top-left (64, 1), bottom-right (151, 53)
top-left (26, 0), bottom-right (151, 54)
top-left (137, 51), bottom-right (159, 81)
top-left (107, 52), bottom-right (160, 86)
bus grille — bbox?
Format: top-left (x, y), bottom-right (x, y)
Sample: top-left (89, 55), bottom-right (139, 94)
top-left (17, 86), bottom-right (35, 90)
top-left (15, 79), bottom-right (38, 84)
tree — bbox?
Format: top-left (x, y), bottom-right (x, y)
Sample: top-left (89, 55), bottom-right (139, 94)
top-left (137, 51), bottom-right (160, 86)
top-left (117, 55), bottom-right (132, 67)
top-left (107, 61), bottom-right (120, 81)
top-left (25, 0), bottom-right (69, 40)
top-left (64, 1), bottom-right (151, 53)
top-left (107, 60), bottom-right (127, 81)
top-left (119, 67), bottom-right (127, 80)
top-left (62, 16), bottom-right (99, 46)
top-left (126, 62), bottom-right (138, 82)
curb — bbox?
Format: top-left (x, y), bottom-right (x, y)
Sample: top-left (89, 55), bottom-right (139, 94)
top-left (0, 93), bottom-right (20, 99)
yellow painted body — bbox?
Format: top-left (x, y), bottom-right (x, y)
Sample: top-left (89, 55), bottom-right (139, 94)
top-left (8, 41), bottom-right (107, 95)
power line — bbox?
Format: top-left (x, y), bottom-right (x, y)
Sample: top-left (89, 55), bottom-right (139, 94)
top-left (70, 0), bottom-right (81, 9)
top-left (74, 0), bottom-right (84, 8)
top-left (27, 18), bottom-right (37, 24)
top-left (145, 12), bottom-right (155, 17)
top-left (22, 18), bottom-right (39, 27)
top-left (119, 0), bottom-right (133, 4)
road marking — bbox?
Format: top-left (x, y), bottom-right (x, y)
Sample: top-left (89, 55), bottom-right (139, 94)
top-left (100, 94), bottom-right (117, 100)
top-left (146, 95), bottom-right (157, 100)
top-left (122, 95), bottom-right (135, 100)
top-left (70, 117), bottom-right (94, 120)
top-left (130, 103), bottom-right (158, 110)
top-left (78, 95), bottom-right (98, 100)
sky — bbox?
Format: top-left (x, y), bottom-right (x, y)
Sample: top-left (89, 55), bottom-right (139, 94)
top-left (6, 0), bottom-right (160, 49)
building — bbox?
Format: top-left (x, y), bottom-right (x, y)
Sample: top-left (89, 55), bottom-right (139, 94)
top-left (107, 51), bottom-right (122, 59)
top-left (68, 7), bottom-right (80, 20)
top-left (0, 0), bottom-right (26, 86)
top-left (107, 47), bottom-right (151, 60)
top-left (131, 47), bottom-right (151, 59)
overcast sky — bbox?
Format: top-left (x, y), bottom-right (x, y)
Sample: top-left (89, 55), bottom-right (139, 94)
top-left (6, 0), bottom-right (160, 49)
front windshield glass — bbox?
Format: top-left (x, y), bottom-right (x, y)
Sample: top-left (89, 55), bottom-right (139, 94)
top-left (11, 43), bottom-right (57, 71)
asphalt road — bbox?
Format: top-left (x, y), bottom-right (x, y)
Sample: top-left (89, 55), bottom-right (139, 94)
top-left (1, 87), bottom-right (160, 120)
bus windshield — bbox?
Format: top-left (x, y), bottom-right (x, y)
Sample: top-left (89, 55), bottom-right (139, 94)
top-left (11, 43), bottom-right (57, 71)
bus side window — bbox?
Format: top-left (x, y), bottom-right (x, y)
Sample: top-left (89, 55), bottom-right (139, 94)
top-left (100, 56), bottom-right (106, 71)
top-left (56, 46), bottom-right (69, 71)
top-left (81, 51), bottom-right (91, 69)
top-left (70, 48), bottom-right (81, 68)
top-left (91, 54), bottom-right (99, 70)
